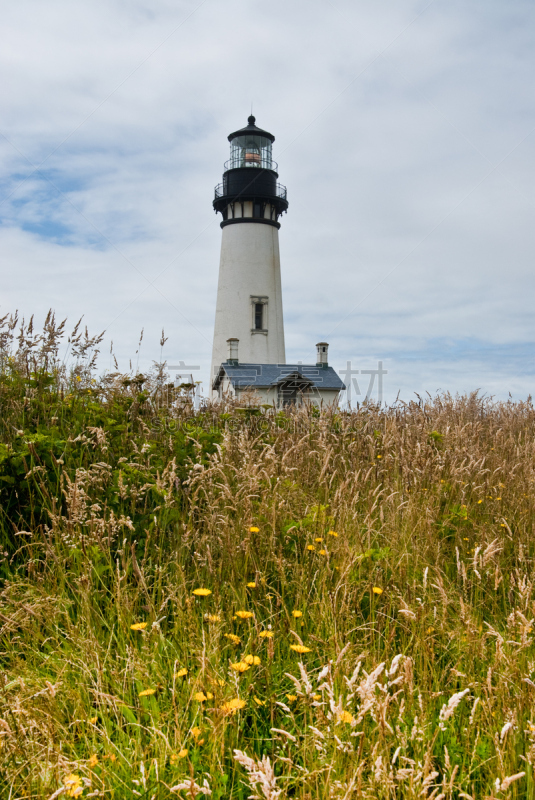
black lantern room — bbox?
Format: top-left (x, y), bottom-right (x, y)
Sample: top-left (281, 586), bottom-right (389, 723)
top-left (213, 116), bottom-right (288, 228)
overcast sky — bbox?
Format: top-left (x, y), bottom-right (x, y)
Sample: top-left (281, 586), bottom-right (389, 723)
top-left (1, 0), bottom-right (533, 404)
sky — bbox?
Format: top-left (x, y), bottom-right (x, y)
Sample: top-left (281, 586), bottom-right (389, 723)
top-left (1, 0), bottom-right (534, 404)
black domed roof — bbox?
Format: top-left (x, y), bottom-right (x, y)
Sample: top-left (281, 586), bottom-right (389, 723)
top-left (227, 115), bottom-right (275, 143)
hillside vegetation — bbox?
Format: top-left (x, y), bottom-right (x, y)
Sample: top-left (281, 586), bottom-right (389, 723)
top-left (1, 314), bottom-right (535, 799)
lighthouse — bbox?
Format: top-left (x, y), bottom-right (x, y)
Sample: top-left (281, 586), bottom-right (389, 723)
top-left (211, 116), bottom-right (345, 406)
top-left (210, 116), bottom-right (288, 385)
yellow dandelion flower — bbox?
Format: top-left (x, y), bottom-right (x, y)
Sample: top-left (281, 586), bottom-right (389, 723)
top-left (319, 549), bottom-right (327, 555)
top-left (247, 582), bottom-right (256, 588)
top-left (130, 622), bottom-right (148, 630)
top-left (230, 661), bottom-right (251, 673)
top-left (249, 526), bottom-right (260, 532)
top-left (175, 668), bottom-right (188, 678)
top-left (190, 726), bottom-right (202, 738)
top-left (427, 626), bottom-right (434, 634)
top-left (376, 455), bottom-right (382, 459)
top-left (286, 694), bottom-right (297, 702)
top-left (292, 610), bottom-right (303, 618)
top-left (193, 588), bottom-right (212, 596)
top-left (254, 697), bottom-right (266, 706)
top-left (235, 610), bottom-right (254, 619)
top-left (477, 499), bottom-right (483, 504)
top-left (259, 630), bottom-right (274, 638)
top-left (327, 530), bottom-right (338, 537)
top-left (290, 644), bottom-right (311, 653)
top-left (206, 691), bottom-right (214, 700)
top-left (224, 633), bottom-right (241, 645)
top-left (312, 693), bottom-right (321, 701)
top-left (243, 654), bottom-right (261, 665)
top-left (314, 537), bottom-right (323, 543)
top-left (178, 749), bottom-right (188, 758)
top-left (64, 774), bottom-right (83, 798)
top-left (338, 710), bottom-right (354, 724)
top-left (372, 586), bottom-right (383, 595)
top-left (138, 688), bottom-right (156, 697)
top-left (194, 692), bottom-right (207, 702)
top-left (220, 697), bottom-right (246, 714)
top-left (88, 754), bottom-right (98, 768)
top-left (88, 716), bottom-right (97, 724)
top-left (307, 545), bottom-right (316, 551)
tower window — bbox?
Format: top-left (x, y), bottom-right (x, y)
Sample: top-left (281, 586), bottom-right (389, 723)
top-left (254, 303), bottom-right (263, 330)
top-left (251, 295), bottom-right (268, 334)
top-left (253, 202), bottom-right (262, 218)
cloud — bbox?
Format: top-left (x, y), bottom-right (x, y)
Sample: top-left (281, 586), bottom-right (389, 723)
top-left (0, 0), bottom-right (533, 403)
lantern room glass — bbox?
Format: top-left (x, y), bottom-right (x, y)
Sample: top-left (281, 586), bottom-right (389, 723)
top-left (229, 135), bottom-right (273, 169)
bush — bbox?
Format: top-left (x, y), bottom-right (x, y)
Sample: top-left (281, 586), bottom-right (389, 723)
top-left (0, 313), bottom-right (534, 798)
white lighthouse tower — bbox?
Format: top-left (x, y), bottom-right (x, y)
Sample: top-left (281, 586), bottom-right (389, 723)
top-left (210, 116), bottom-right (346, 406)
top-left (210, 116), bottom-right (288, 388)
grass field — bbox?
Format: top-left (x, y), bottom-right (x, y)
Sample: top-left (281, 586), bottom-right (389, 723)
top-left (1, 314), bottom-right (534, 799)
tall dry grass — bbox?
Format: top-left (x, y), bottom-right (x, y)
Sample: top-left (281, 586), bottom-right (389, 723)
top-left (0, 313), bottom-right (534, 798)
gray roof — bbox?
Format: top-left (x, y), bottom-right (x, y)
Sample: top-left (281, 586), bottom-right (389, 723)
top-left (213, 363), bottom-right (346, 391)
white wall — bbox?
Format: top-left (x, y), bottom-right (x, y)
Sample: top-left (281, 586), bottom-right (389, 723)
top-left (215, 384), bottom-right (340, 408)
top-left (210, 220), bottom-right (286, 392)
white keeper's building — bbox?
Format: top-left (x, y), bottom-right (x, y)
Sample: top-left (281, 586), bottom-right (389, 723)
top-left (210, 116), bottom-right (345, 407)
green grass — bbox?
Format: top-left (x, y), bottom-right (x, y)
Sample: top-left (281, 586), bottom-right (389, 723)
top-left (1, 314), bottom-right (535, 798)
